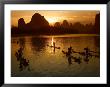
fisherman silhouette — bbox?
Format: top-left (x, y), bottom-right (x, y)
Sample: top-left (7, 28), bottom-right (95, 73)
top-left (15, 46), bottom-right (30, 71)
top-left (47, 42), bottom-right (60, 53)
top-left (18, 47), bottom-right (23, 57)
top-left (15, 47), bottom-right (23, 61)
top-left (18, 57), bottom-right (30, 71)
top-left (66, 46), bottom-right (73, 57)
top-left (23, 59), bottom-right (29, 68)
top-left (65, 46), bottom-right (73, 65)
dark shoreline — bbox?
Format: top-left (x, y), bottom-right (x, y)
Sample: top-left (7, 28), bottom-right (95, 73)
top-left (11, 33), bottom-right (100, 37)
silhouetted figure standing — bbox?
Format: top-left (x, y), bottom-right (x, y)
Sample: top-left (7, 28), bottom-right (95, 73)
top-left (66, 46), bottom-right (73, 56)
top-left (62, 46), bottom-right (74, 65)
top-left (67, 46), bottom-right (73, 65)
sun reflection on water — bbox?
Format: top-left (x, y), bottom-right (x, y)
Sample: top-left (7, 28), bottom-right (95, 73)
top-left (52, 37), bottom-right (54, 46)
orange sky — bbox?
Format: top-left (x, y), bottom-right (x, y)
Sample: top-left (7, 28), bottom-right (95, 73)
top-left (11, 10), bottom-right (99, 27)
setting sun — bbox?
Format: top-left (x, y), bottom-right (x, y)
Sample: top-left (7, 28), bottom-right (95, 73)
top-left (11, 11), bottom-right (99, 27)
top-left (46, 17), bottom-right (59, 25)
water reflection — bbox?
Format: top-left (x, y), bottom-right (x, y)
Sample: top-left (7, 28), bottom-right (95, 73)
top-left (62, 46), bottom-right (100, 65)
top-left (47, 37), bottom-right (61, 53)
top-left (12, 35), bottom-right (100, 77)
top-left (18, 38), bottom-right (25, 49)
top-left (62, 46), bottom-right (82, 65)
top-left (30, 37), bottom-right (47, 52)
top-left (94, 36), bottom-right (100, 47)
top-left (15, 38), bottom-right (30, 71)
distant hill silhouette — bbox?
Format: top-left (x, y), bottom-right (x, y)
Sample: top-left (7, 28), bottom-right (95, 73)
top-left (18, 18), bottom-right (26, 30)
top-left (94, 13), bottom-right (100, 34)
top-left (26, 13), bottom-right (50, 30)
top-left (11, 13), bottom-right (100, 36)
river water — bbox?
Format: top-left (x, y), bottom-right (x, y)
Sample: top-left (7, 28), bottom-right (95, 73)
top-left (11, 34), bottom-right (100, 77)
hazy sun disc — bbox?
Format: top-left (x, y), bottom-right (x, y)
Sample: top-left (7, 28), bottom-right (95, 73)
top-left (46, 17), bottom-right (59, 24)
